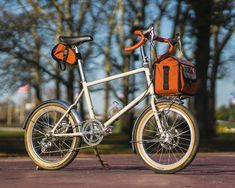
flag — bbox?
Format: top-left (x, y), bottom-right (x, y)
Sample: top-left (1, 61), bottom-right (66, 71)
top-left (18, 84), bottom-right (29, 93)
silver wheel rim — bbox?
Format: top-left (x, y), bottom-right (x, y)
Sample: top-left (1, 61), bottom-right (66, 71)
top-left (137, 106), bottom-right (195, 170)
top-left (29, 107), bottom-right (77, 164)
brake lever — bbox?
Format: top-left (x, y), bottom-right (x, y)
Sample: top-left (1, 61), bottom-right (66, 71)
top-left (149, 26), bottom-right (156, 48)
top-left (150, 30), bottom-right (154, 44)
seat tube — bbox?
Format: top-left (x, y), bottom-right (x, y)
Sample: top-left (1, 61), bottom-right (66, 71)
top-left (74, 46), bottom-right (95, 119)
top-left (83, 84), bottom-right (95, 119)
top-left (77, 59), bottom-right (86, 82)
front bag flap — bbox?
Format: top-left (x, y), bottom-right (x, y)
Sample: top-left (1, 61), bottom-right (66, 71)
top-left (181, 64), bottom-right (196, 81)
top-left (171, 56), bottom-right (196, 81)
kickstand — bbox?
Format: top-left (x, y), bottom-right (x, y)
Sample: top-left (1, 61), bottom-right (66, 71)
top-left (93, 146), bottom-right (109, 169)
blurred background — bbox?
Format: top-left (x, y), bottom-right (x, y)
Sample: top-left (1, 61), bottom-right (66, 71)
top-left (0, 0), bottom-right (234, 156)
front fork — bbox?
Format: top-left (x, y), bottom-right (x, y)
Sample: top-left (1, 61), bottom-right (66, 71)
top-left (143, 60), bottom-right (164, 134)
top-left (150, 94), bottom-right (164, 134)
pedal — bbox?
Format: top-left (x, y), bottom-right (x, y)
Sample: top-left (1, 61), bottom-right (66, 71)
top-left (104, 125), bottom-right (113, 135)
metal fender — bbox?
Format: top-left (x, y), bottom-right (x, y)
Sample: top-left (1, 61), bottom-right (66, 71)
top-left (22, 99), bottom-right (82, 130)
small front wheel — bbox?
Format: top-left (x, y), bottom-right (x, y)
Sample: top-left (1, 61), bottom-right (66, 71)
top-left (25, 101), bottom-right (81, 170)
top-left (134, 102), bottom-right (199, 174)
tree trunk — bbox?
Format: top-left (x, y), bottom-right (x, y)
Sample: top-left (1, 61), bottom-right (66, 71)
top-left (34, 85), bottom-right (42, 105)
top-left (104, 60), bottom-right (111, 120)
top-left (67, 69), bottom-right (74, 103)
top-left (121, 55), bottom-right (131, 135)
top-left (55, 68), bottom-right (61, 99)
top-left (207, 25), bottom-right (234, 138)
top-left (190, 0), bottom-right (213, 139)
top-left (103, 11), bottom-right (116, 120)
top-left (118, 0), bottom-right (146, 137)
top-left (32, 23), bottom-right (42, 105)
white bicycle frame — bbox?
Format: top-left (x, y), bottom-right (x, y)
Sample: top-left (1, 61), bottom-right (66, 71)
top-left (52, 46), bottom-right (163, 137)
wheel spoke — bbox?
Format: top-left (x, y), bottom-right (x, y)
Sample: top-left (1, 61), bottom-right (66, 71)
top-left (143, 134), bottom-right (157, 139)
top-left (145, 142), bottom-right (158, 152)
top-left (178, 142), bottom-right (190, 147)
top-left (171, 147), bottom-right (178, 162)
top-left (176, 144), bottom-right (187, 153)
top-left (179, 136), bottom-right (191, 142)
top-left (143, 128), bottom-right (159, 133)
top-left (52, 142), bottom-right (65, 157)
top-left (37, 119), bottom-right (54, 129)
top-left (159, 147), bottom-right (164, 163)
top-left (29, 109), bottom-right (78, 163)
top-left (60, 138), bottom-right (73, 149)
top-left (171, 119), bottom-right (186, 130)
top-left (138, 104), bottom-right (197, 170)
top-left (142, 138), bottom-right (161, 143)
top-left (148, 118), bottom-right (159, 132)
top-left (174, 129), bottom-right (190, 137)
top-left (173, 146), bottom-right (182, 159)
top-left (32, 135), bottom-right (45, 140)
top-left (171, 114), bottom-right (180, 128)
top-left (167, 148), bottom-right (172, 164)
top-left (33, 128), bottom-right (46, 136)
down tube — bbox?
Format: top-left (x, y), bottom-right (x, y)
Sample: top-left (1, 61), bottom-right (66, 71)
top-left (104, 90), bottom-right (149, 127)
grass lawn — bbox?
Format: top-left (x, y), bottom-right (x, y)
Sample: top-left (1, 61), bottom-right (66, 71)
top-left (0, 127), bottom-right (26, 156)
top-left (0, 127), bottom-right (132, 156)
top-left (1, 127), bottom-right (235, 156)
top-left (199, 133), bottom-right (235, 152)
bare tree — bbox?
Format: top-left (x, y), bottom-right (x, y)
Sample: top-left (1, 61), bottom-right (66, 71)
top-left (188, 0), bottom-right (234, 138)
top-left (208, 0), bottom-right (235, 137)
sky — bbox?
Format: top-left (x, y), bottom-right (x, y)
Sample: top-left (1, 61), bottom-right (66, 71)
top-left (217, 79), bottom-right (235, 107)
top-left (1, 1), bottom-right (234, 111)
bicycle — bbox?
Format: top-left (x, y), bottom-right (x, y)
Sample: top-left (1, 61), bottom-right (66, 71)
top-left (24, 25), bottom-right (199, 174)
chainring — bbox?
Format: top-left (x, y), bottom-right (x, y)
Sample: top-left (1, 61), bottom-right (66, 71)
top-left (81, 120), bottom-right (104, 146)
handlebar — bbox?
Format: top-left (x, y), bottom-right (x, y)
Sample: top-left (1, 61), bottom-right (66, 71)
top-left (124, 30), bottom-right (145, 52)
top-left (154, 36), bottom-right (175, 61)
top-left (124, 28), bottom-right (180, 62)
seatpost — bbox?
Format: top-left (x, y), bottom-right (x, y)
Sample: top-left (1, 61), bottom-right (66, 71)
top-left (74, 46), bottom-right (86, 82)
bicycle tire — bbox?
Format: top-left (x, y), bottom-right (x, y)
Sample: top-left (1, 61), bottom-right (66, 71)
top-left (133, 102), bottom-right (199, 174)
top-left (25, 101), bottom-right (81, 170)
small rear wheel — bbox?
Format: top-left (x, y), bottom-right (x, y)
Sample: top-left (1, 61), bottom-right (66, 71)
top-left (25, 102), bottom-right (81, 170)
top-left (134, 102), bottom-right (199, 174)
